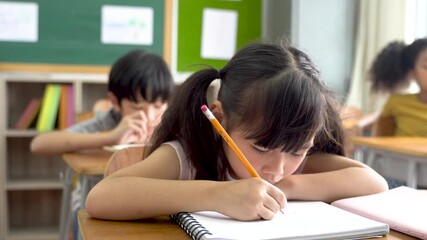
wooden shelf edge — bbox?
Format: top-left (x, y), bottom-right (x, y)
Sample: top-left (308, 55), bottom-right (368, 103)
top-left (6, 179), bottom-right (63, 190)
top-left (0, 62), bottom-right (110, 74)
top-left (8, 227), bottom-right (59, 240)
top-left (5, 129), bottom-right (39, 138)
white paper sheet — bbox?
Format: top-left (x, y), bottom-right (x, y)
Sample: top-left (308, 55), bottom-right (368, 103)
top-left (201, 8), bottom-right (238, 60)
top-left (101, 5), bottom-right (153, 45)
top-left (0, 1), bottom-right (38, 42)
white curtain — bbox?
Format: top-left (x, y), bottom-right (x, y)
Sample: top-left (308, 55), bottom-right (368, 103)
top-left (346, 0), bottom-right (408, 113)
top-left (405, 0), bottom-right (427, 42)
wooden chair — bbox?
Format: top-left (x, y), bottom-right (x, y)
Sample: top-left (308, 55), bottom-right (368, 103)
top-left (104, 145), bottom-right (146, 177)
top-left (372, 116), bottom-right (395, 136)
top-left (341, 106), bottom-right (380, 157)
top-left (76, 98), bottom-right (112, 123)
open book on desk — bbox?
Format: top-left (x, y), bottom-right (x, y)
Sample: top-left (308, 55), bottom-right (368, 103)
top-left (332, 186), bottom-right (426, 239)
top-left (171, 201), bottom-right (389, 240)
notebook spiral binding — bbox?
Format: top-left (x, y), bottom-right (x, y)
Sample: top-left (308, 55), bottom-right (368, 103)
top-left (171, 212), bottom-right (212, 240)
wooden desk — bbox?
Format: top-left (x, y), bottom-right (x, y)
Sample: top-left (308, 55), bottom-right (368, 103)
top-left (77, 210), bottom-right (417, 240)
top-left (60, 150), bottom-right (112, 240)
top-left (352, 137), bottom-right (427, 188)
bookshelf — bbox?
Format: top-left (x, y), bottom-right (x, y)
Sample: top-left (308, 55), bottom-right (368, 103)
top-left (0, 72), bottom-right (108, 240)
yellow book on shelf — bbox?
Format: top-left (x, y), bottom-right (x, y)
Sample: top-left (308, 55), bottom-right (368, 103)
top-left (36, 84), bottom-right (62, 132)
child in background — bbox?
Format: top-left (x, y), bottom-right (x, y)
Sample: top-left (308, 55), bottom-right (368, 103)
top-left (369, 38), bottom-right (427, 136)
top-left (30, 49), bottom-right (174, 237)
top-left (30, 49), bottom-right (174, 155)
top-left (86, 41), bottom-right (388, 221)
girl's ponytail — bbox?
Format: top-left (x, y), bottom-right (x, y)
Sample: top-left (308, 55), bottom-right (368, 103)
top-left (368, 41), bottom-right (408, 92)
top-left (149, 68), bottom-right (225, 180)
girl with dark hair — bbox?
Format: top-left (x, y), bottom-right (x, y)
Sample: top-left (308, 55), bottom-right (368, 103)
top-left (86, 42), bottom-right (388, 221)
top-left (369, 38), bottom-right (427, 136)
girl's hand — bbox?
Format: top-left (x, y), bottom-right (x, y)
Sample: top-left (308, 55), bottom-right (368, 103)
top-left (109, 111), bottom-right (149, 144)
top-left (212, 178), bottom-right (287, 221)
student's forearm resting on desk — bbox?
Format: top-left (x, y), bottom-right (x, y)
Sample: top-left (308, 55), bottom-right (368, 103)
top-left (86, 145), bottom-right (285, 221)
top-left (87, 177), bottom-right (283, 221)
top-left (85, 147), bottom-right (387, 221)
top-left (30, 131), bottom-right (116, 156)
top-left (275, 153), bottom-right (389, 203)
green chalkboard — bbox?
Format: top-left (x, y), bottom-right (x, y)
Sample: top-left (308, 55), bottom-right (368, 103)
top-left (177, 0), bottom-right (261, 72)
top-left (0, 0), bottom-right (164, 66)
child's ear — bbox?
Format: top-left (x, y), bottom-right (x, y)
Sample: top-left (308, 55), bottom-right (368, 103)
top-left (210, 101), bottom-right (224, 122)
top-left (107, 92), bottom-right (121, 112)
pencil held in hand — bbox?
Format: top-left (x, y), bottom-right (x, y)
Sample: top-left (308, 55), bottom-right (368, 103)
top-left (201, 105), bottom-right (260, 178)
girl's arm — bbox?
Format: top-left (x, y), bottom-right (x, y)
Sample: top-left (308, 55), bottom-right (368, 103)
top-left (275, 152), bottom-right (388, 203)
top-left (86, 144), bottom-right (286, 221)
top-left (30, 131), bottom-right (116, 155)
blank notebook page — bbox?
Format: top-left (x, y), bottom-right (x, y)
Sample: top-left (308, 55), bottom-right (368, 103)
top-left (187, 201), bottom-right (388, 240)
top-left (332, 186), bottom-right (427, 239)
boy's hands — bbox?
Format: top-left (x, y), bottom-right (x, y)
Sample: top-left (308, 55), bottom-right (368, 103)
top-left (211, 178), bottom-right (287, 221)
top-left (109, 110), bottom-right (162, 145)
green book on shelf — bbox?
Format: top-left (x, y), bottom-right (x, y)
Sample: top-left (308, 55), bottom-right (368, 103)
top-left (36, 84), bottom-right (62, 132)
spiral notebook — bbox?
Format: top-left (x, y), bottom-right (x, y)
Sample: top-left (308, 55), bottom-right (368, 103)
top-left (171, 201), bottom-right (389, 240)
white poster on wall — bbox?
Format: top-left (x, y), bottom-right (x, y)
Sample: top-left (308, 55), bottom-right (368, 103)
top-left (101, 5), bottom-right (153, 45)
top-left (0, 1), bottom-right (38, 42)
top-left (201, 8), bottom-right (238, 60)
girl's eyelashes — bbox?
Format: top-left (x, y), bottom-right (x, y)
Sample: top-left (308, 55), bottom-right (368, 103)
top-left (252, 145), bottom-right (270, 154)
top-left (290, 152), bottom-right (305, 157)
top-left (290, 148), bottom-right (312, 157)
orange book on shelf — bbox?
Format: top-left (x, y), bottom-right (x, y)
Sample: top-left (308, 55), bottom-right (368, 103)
top-left (15, 98), bottom-right (41, 129)
top-left (58, 85), bottom-right (68, 129)
top-left (58, 84), bottom-right (75, 129)
top-left (66, 84), bottom-right (75, 127)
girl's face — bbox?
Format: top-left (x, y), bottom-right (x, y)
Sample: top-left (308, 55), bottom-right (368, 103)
top-left (411, 48), bottom-right (427, 92)
top-left (225, 130), bottom-right (313, 184)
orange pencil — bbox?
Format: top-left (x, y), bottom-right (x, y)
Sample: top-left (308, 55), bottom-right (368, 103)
top-left (201, 105), bottom-right (260, 178)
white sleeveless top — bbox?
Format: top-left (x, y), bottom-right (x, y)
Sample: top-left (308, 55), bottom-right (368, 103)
top-left (163, 140), bottom-right (197, 180)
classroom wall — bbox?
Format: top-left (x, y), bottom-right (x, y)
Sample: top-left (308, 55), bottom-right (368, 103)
top-left (262, 0), bottom-right (292, 41)
top-left (290, 0), bottom-right (357, 99)
top-left (0, 0), bottom-right (356, 99)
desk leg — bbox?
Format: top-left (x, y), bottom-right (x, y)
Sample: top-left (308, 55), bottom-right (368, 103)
top-left (365, 151), bottom-right (376, 167)
top-left (353, 146), bottom-right (364, 163)
top-left (406, 161), bottom-right (417, 188)
top-left (79, 175), bottom-right (102, 208)
top-left (59, 167), bottom-right (74, 240)
top-left (77, 175), bottom-right (102, 240)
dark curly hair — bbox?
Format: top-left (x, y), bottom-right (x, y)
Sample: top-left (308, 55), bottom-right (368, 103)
top-left (369, 39), bottom-right (427, 92)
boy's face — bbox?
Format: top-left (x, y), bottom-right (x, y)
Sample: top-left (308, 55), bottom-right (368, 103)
top-left (113, 92), bottom-right (168, 136)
